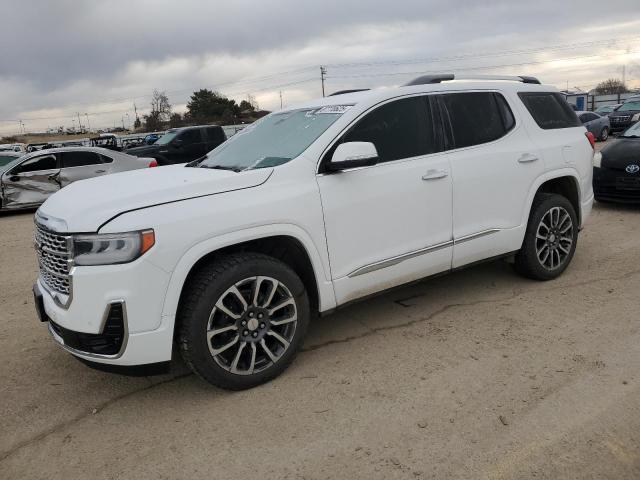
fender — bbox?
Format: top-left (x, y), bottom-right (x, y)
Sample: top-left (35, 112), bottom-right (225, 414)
top-left (521, 167), bottom-right (582, 227)
top-left (160, 223), bottom-right (337, 321)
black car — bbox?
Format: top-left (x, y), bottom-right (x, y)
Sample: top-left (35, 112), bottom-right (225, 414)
top-left (593, 122), bottom-right (640, 203)
top-left (127, 125), bottom-right (226, 165)
top-left (607, 100), bottom-right (640, 134)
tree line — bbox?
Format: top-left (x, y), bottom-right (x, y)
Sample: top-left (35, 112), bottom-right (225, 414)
top-left (136, 89), bottom-right (262, 131)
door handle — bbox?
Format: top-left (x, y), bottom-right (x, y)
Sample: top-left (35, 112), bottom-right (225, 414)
top-left (95, 169), bottom-right (106, 174)
top-left (422, 169), bottom-right (448, 181)
top-left (518, 153), bottom-right (539, 163)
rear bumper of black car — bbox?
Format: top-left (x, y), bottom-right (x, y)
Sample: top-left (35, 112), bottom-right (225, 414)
top-left (593, 167), bottom-right (640, 203)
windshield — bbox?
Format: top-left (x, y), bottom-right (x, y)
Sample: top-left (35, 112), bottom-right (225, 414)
top-left (155, 130), bottom-right (179, 145)
top-left (621, 122), bottom-right (640, 137)
top-left (617, 102), bottom-right (640, 112)
top-left (596, 105), bottom-right (614, 113)
top-left (198, 106), bottom-right (349, 171)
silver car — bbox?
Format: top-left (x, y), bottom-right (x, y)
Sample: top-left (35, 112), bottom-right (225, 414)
top-left (577, 111), bottom-right (611, 142)
top-left (0, 147), bottom-right (156, 211)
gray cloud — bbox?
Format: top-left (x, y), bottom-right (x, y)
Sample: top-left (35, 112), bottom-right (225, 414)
top-left (1, 0), bottom-right (639, 133)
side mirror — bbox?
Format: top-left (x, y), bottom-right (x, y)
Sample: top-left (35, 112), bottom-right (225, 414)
top-left (326, 142), bottom-right (378, 172)
top-left (172, 139), bottom-right (184, 148)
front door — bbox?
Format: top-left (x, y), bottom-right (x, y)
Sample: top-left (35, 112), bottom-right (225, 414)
top-left (168, 129), bottom-right (206, 164)
top-left (317, 95), bottom-right (453, 305)
top-left (1, 153), bottom-right (60, 208)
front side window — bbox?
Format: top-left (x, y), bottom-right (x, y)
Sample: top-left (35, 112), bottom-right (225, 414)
top-left (155, 130), bottom-right (179, 145)
top-left (62, 151), bottom-right (102, 168)
top-left (336, 96), bottom-right (436, 163)
top-left (198, 107), bottom-right (347, 171)
top-left (441, 92), bottom-right (514, 149)
top-left (518, 92), bottom-right (581, 129)
top-left (14, 154), bottom-right (57, 174)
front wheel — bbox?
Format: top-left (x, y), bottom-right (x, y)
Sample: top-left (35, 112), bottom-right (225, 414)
top-left (514, 193), bottom-right (578, 281)
top-left (178, 253), bottom-right (310, 390)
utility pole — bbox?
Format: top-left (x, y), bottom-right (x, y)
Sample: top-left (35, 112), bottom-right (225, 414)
top-left (85, 113), bottom-right (91, 133)
top-left (77, 112), bottom-right (82, 131)
top-left (279, 90), bottom-right (283, 109)
top-left (320, 66), bottom-right (327, 97)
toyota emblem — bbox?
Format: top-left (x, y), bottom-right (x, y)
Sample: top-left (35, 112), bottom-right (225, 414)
top-left (626, 164), bottom-right (640, 174)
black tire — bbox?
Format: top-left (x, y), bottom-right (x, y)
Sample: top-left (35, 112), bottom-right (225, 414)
top-left (178, 252), bottom-right (310, 390)
top-left (514, 193), bottom-right (579, 281)
top-left (599, 127), bottom-right (609, 142)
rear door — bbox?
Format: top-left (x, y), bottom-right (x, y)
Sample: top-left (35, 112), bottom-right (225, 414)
top-left (439, 91), bottom-right (545, 267)
top-left (1, 153), bottom-right (60, 208)
top-left (59, 150), bottom-right (108, 187)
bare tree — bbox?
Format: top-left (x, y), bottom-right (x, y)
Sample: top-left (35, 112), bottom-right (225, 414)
top-left (150, 89), bottom-right (172, 122)
top-left (594, 79), bottom-right (629, 94)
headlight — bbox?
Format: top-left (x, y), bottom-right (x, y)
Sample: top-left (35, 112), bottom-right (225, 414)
top-left (73, 230), bottom-right (155, 266)
top-left (593, 151), bottom-right (602, 168)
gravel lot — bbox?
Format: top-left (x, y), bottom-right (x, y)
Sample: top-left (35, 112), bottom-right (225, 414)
top-left (1, 193), bottom-right (639, 479)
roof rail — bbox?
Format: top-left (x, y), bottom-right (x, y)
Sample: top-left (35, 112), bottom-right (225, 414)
top-left (404, 73), bottom-right (541, 86)
top-left (328, 89), bottom-right (370, 96)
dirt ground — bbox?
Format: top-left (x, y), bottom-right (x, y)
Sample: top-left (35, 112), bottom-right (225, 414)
top-left (0, 200), bottom-right (639, 479)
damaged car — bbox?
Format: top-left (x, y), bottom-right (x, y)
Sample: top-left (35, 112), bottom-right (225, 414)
top-left (0, 147), bottom-right (157, 211)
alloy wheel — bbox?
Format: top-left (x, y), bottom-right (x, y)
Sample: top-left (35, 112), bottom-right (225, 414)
top-left (206, 276), bottom-right (298, 375)
top-left (535, 206), bottom-right (573, 270)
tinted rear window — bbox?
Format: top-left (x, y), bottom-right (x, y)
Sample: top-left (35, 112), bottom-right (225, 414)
top-left (440, 92), bottom-right (514, 149)
top-left (518, 92), bottom-right (581, 129)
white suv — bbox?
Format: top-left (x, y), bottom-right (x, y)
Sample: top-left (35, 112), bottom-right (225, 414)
top-left (33, 74), bottom-right (595, 389)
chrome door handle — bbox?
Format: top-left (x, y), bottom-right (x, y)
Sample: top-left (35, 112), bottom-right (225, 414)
top-left (422, 169), bottom-right (448, 180)
top-left (95, 169), bottom-right (106, 173)
top-left (518, 153), bottom-right (539, 163)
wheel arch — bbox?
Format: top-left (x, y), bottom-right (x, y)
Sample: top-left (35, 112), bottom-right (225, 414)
top-left (525, 170), bottom-right (583, 227)
top-left (161, 225), bottom-right (336, 332)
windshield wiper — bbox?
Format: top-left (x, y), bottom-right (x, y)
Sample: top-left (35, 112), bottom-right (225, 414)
top-left (622, 135), bottom-right (640, 138)
top-left (200, 164), bottom-right (243, 172)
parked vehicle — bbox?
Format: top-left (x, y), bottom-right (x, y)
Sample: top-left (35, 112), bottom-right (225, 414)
top-left (577, 111), bottom-right (610, 141)
top-left (125, 125), bottom-right (227, 165)
top-left (0, 143), bottom-right (25, 153)
top-left (608, 100), bottom-right (640, 134)
top-left (1, 147), bottom-right (157, 211)
top-left (593, 121), bottom-right (640, 203)
top-left (594, 104), bottom-right (621, 116)
top-left (33, 74), bottom-right (594, 390)
top-left (90, 134), bottom-right (121, 151)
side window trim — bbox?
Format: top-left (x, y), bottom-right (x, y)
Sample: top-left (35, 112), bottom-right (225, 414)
top-left (318, 93), bottom-right (445, 173)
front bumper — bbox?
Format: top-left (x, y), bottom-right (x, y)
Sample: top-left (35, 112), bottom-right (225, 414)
top-left (593, 166), bottom-right (640, 203)
top-left (34, 256), bottom-right (176, 365)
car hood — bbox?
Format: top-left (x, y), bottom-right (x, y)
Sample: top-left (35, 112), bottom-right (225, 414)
top-left (609, 110), bottom-right (640, 118)
top-left (601, 138), bottom-right (640, 168)
top-left (38, 165), bottom-right (273, 232)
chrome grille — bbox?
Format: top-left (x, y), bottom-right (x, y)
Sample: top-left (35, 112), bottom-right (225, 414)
top-left (35, 225), bottom-right (72, 297)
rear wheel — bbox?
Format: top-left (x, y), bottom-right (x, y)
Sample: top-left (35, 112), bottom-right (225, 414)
top-left (514, 193), bottom-right (578, 281)
top-left (599, 127), bottom-right (609, 142)
top-left (178, 252), bottom-right (310, 390)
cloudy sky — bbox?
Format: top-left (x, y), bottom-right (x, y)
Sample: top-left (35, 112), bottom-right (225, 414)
top-left (1, 0), bottom-right (640, 135)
